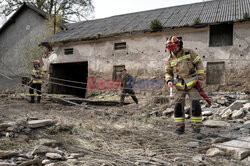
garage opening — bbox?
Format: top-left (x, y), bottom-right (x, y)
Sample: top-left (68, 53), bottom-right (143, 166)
top-left (49, 62), bottom-right (88, 98)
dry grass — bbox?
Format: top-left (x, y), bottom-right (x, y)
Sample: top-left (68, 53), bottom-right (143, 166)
top-left (0, 137), bottom-right (31, 150)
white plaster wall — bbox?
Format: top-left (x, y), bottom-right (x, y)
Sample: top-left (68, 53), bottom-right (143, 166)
top-left (50, 22), bottom-right (250, 92)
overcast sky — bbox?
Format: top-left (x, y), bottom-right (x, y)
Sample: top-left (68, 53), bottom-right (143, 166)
top-left (93, 0), bottom-right (205, 19)
top-left (0, 0), bottom-right (205, 26)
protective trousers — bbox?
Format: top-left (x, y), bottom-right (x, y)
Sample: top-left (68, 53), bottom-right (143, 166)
top-left (120, 89), bottom-right (138, 105)
top-left (174, 88), bottom-right (202, 132)
top-left (29, 83), bottom-right (42, 103)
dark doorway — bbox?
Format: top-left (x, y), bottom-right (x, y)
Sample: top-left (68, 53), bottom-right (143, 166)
top-left (49, 62), bottom-right (88, 98)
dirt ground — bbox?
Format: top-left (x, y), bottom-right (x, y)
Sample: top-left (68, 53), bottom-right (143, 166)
top-left (0, 91), bottom-right (249, 166)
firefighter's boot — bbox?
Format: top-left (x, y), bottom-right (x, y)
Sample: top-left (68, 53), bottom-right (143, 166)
top-left (191, 100), bottom-right (202, 133)
top-left (30, 96), bottom-right (35, 103)
top-left (37, 96), bottom-right (41, 103)
top-left (175, 125), bottom-right (185, 135)
top-left (191, 100), bottom-right (203, 139)
top-left (174, 103), bottom-right (185, 135)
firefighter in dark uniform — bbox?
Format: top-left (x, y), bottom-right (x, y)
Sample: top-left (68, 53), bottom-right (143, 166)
top-left (119, 69), bottom-right (138, 106)
top-left (29, 60), bottom-right (44, 103)
top-left (165, 36), bottom-right (205, 134)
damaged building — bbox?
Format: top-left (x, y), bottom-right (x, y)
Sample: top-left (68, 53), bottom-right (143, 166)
top-left (41, 0), bottom-right (250, 98)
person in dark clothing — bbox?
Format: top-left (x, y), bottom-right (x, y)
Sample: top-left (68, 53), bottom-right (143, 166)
top-left (119, 69), bottom-right (138, 106)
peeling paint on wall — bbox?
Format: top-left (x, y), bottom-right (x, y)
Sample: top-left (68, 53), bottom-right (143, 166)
top-left (45, 22), bottom-right (250, 94)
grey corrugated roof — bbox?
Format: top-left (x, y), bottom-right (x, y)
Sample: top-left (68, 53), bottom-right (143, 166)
top-left (42, 0), bottom-right (250, 45)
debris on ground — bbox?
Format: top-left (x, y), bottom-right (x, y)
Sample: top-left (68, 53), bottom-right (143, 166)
top-left (0, 91), bottom-right (249, 165)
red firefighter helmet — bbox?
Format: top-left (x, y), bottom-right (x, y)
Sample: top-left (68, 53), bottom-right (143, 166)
top-left (33, 60), bottom-right (40, 67)
top-left (166, 36), bottom-right (180, 50)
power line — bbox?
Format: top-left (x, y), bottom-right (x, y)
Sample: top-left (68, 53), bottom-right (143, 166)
top-left (23, 79), bottom-right (250, 101)
top-left (0, 71), bottom-right (122, 117)
top-left (1, 73), bottom-right (249, 102)
top-left (0, 70), bottom-right (249, 102)
top-left (1, 70), bottom-right (250, 153)
top-left (1, 63), bottom-right (248, 102)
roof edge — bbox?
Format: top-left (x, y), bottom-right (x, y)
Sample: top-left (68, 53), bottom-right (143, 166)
top-left (42, 19), bottom-right (250, 46)
top-left (40, 23), bottom-right (210, 46)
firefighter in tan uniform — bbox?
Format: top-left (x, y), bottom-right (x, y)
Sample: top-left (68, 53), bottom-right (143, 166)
top-left (165, 36), bottom-right (205, 134)
top-left (29, 60), bottom-right (45, 103)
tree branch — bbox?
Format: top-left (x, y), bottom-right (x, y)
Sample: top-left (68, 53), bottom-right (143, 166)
top-left (0, 0), bottom-right (94, 22)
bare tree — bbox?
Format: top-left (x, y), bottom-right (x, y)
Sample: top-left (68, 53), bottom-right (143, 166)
top-left (0, 0), bottom-right (94, 22)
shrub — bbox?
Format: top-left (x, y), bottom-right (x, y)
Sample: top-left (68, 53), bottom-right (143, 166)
top-left (193, 17), bottom-right (201, 25)
top-left (243, 12), bottom-right (249, 20)
top-left (150, 19), bottom-right (163, 31)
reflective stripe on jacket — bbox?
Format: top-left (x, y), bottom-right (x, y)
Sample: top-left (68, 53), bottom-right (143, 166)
top-left (31, 69), bottom-right (44, 84)
top-left (165, 48), bottom-right (204, 90)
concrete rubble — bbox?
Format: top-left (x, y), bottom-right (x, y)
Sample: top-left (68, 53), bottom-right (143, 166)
top-left (28, 119), bottom-right (56, 129)
top-left (206, 148), bottom-right (225, 157)
top-left (186, 142), bottom-right (199, 148)
top-left (147, 93), bottom-right (250, 161)
top-left (215, 100), bottom-right (249, 120)
top-left (0, 91), bottom-right (249, 165)
top-left (150, 93), bottom-right (250, 123)
top-left (215, 136), bottom-right (250, 160)
top-left (203, 120), bottom-right (231, 128)
top-left (0, 118), bottom-right (84, 166)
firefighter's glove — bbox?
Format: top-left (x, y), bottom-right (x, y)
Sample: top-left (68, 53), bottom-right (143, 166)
top-left (198, 80), bottom-right (204, 89)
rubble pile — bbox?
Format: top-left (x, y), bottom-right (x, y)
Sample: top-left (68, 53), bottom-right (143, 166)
top-left (148, 93), bottom-right (250, 161)
top-left (150, 93), bottom-right (250, 124)
top-left (0, 119), bottom-right (85, 166)
top-left (215, 101), bottom-right (250, 120)
top-left (0, 119), bottom-right (55, 138)
top-left (0, 90), bottom-right (249, 165)
top-left (205, 93), bottom-right (250, 128)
